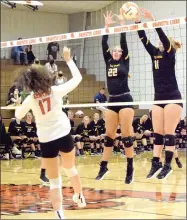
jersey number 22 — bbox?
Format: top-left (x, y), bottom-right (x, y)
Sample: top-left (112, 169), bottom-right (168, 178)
top-left (39, 97), bottom-right (51, 115)
top-left (108, 68), bottom-right (118, 77)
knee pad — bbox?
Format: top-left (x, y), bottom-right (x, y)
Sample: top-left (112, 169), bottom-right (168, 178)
top-left (74, 136), bottom-right (80, 143)
top-left (101, 139), bottom-right (104, 144)
top-left (96, 139), bottom-right (100, 144)
top-left (116, 136), bottom-right (121, 141)
top-left (104, 136), bottom-right (114, 147)
top-left (49, 176), bottom-right (62, 190)
top-left (63, 166), bottom-right (78, 178)
top-left (153, 133), bottom-right (164, 145)
top-left (164, 134), bottom-right (175, 146)
top-left (122, 136), bottom-right (134, 148)
top-left (80, 137), bottom-right (85, 142)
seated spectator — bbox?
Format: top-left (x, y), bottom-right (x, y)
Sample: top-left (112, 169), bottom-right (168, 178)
top-left (55, 71), bottom-right (67, 86)
top-left (94, 88), bottom-right (107, 112)
top-left (75, 116), bottom-right (92, 156)
top-left (44, 58), bottom-right (58, 84)
top-left (11, 38), bottom-right (28, 65)
top-left (23, 112), bottom-right (41, 157)
top-left (0, 115), bottom-right (16, 160)
top-left (25, 45), bottom-right (35, 65)
top-left (89, 113), bottom-right (103, 155)
top-left (133, 114), bottom-right (153, 152)
top-left (8, 118), bottom-right (27, 155)
top-left (46, 41), bottom-right (60, 61)
top-left (7, 88), bottom-right (22, 106)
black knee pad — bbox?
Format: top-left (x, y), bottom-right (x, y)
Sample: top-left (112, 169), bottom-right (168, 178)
top-left (164, 134), bottom-right (175, 146)
top-left (104, 136), bottom-right (114, 147)
top-left (141, 135), bottom-right (147, 139)
top-left (101, 139), bottom-right (104, 144)
top-left (116, 136), bottom-right (121, 141)
top-left (153, 133), bottom-right (164, 145)
top-left (122, 136), bottom-right (134, 148)
top-left (96, 139), bottom-right (101, 144)
top-left (74, 136), bottom-right (80, 143)
top-left (80, 137), bottom-right (85, 142)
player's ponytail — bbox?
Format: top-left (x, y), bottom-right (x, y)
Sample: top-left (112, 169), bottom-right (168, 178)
top-left (169, 37), bottom-right (182, 51)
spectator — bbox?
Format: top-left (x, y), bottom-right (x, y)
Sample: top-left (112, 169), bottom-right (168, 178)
top-left (55, 71), bottom-right (67, 86)
top-left (45, 58), bottom-right (58, 78)
top-left (94, 88), bottom-right (107, 112)
top-left (7, 88), bottom-right (22, 106)
top-left (25, 45), bottom-right (35, 65)
top-left (23, 112), bottom-right (41, 157)
top-left (46, 41), bottom-right (60, 61)
top-left (11, 38), bottom-right (28, 65)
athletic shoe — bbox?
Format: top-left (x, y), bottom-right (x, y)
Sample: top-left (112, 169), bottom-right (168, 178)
top-left (156, 163), bottom-right (173, 179)
top-left (95, 165), bottom-right (110, 180)
top-left (146, 160), bottom-right (162, 179)
top-left (125, 165), bottom-right (134, 184)
top-left (2, 153), bottom-right (9, 160)
top-left (12, 146), bottom-right (21, 155)
top-left (176, 159), bottom-right (183, 168)
top-left (72, 193), bottom-right (86, 208)
top-left (40, 175), bottom-right (49, 184)
top-left (144, 146), bottom-right (152, 152)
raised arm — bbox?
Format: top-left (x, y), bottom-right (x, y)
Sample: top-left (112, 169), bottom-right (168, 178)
top-left (155, 28), bottom-right (172, 53)
top-left (120, 33), bottom-right (129, 60)
top-left (53, 47), bottom-right (82, 98)
top-left (102, 35), bottom-right (112, 63)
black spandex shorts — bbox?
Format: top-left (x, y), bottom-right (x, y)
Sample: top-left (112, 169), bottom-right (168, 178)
top-left (108, 93), bottom-right (134, 113)
top-left (154, 91), bottom-right (183, 109)
top-left (40, 133), bottom-right (74, 158)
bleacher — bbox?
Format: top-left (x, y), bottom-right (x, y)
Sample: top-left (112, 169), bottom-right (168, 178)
top-left (0, 59), bottom-right (149, 127)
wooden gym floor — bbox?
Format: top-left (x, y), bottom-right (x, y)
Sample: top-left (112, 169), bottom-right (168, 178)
top-left (1, 151), bottom-right (186, 219)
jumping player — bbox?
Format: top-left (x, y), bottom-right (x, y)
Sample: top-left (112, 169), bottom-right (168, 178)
top-left (135, 9), bottom-right (183, 179)
top-left (95, 11), bottom-right (135, 184)
top-left (15, 46), bottom-right (86, 219)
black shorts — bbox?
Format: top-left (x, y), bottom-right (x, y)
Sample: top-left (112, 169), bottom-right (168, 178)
top-left (40, 133), bottom-right (74, 158)
top-left (154, 91), bottom-right (183, 109)
top-left (108, 93), bottom-right (134, 113)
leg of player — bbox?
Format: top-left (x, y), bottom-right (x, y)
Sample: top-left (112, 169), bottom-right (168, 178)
top-left (174, 148), bottom-right (183, 168)
top-left (95, 110), bottom-right (119, 180)
top-left (147, 105), bottom-right (164, 179)
top-left (42, 156), bottom-right (64, 219)
top-left (157, 104), bottom-right (183, 179)
top-left (119, 108), bottom-right (135, 184)
top-left (60, 147), bottom-right (86, 208)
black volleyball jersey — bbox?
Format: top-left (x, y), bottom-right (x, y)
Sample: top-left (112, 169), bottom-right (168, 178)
top-left (75, 123), bottom-right (92, 137)
top-left (102, 33), bottom-right (130, 95)
top-left (89, 120), bottom-right (101, 136)
top-left (137, 27), bottom-right (180, 95)
top-left (23, 121), bottom-right (37, 137)
top-left (98, 119), bottom-right (105, 134)
top-left (8, 120), bottom-right (25, 136)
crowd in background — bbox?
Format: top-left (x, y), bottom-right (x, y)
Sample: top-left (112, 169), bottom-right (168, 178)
top-left (0, 110), bottom-right (186, 160)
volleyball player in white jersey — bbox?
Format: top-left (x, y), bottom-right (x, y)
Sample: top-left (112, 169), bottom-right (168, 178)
top-left (15, 47), bottom-right (86, 219)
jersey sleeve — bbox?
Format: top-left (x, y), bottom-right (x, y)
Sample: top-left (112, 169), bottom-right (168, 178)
top-left (75, 124), bottom-right (82, 135)
top-left (155, 28), bottom-right (173, 54)
top-left (15, 95), bottom-right (32, 120)
top-left (102, 35), bottom-right (112, 64)
top-left (120, 33), bottom-right (129, 60)
top-left (137, 27), bottom-right (157, 57)
top-left (52, 59), bottom-right (82, 98)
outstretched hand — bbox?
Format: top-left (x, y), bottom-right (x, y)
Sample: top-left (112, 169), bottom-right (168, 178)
top-left (140, 8), bottom-right (155, 21)
top-left (103, 11), bottom-right (116, 28)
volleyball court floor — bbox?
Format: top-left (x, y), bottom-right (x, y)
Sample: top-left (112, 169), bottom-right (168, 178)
top-left (1, 151), bottom-right (186, 219)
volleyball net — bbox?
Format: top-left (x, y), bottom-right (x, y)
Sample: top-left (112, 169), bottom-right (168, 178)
top-left (1, 16), bottom-right (186, 111)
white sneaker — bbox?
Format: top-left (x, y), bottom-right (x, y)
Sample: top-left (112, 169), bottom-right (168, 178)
top-left (73, 193), bottom-right (86, 208)
top-left (12, 146), bottom-right (21, 155)
top-left (3, 153), bottom-right (9, 160)
top-left (55, 210), bottom-right (65, 219)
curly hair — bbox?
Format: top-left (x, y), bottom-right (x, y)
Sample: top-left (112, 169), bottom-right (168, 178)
top-left (18, 65), bottom-right (52, 95)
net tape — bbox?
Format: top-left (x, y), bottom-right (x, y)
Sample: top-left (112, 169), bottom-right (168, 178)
top-left (1, 16), bottom-right (186, 48)
top-left (1, 99), bottom-right (186, 110)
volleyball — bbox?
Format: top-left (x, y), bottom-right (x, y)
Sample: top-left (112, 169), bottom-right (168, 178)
top-left (121, 2), bottom-right (139, 20)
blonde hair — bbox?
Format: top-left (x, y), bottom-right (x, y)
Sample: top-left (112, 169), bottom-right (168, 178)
top-left (113, 45), bottom-right (123, 52)
top-left (169, 37), bottom-right (182, 51)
